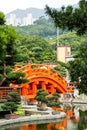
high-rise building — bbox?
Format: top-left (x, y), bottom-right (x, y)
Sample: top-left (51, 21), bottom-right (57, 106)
top-left (22, 13), bottom-right (33, 26)
top-left (6, 13), bottom-right (16, 25)
top-left (6, 13), bottom-right (33, 26)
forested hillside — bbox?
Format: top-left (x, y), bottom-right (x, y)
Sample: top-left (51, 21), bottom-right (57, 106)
top-left (15, 16), bottom-right (65, 38)
top-left (16, 35), bottom-right (56, 64)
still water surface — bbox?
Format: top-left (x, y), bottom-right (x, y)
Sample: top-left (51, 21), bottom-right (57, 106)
top-left (1, 104), bottom-right (87, 130)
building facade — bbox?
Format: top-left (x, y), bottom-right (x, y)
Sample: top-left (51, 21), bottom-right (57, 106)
top-left (57, 46), bottom-right (71, 63)
top-left (6, 13), bottom-right (34, 26)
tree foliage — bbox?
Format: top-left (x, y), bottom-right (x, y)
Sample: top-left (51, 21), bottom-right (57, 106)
top-left (7, 72), bottom-right (29, 84)
top-left (35, 89), bottom-right (61, 108)
top-left (16, 18), bottom-right (56, 38)
top-left (35, 89), bottom-right (49, 105)
top-left (43, 7), bottom-right (87, 94)
top-left (0, 13), bottom-right (29, 86)
top-left (47, 92), bottom-right (60, 107)
top-left (45, 0), bottom-right (87, 35)
top-left (15, 16), bottom-right (66, 38)
top-left (68, 41), bottom-right (87, 94)
top-left (2, 92), bottom-right (21, 114)
top-left (54, 66), bottom-right (66, 77)
top-left (19, 36), bottom-right (56, 64)
top-left (34, 16), bottom-right (51, 25)
top-left (0, 12), bottom-right (6, 25)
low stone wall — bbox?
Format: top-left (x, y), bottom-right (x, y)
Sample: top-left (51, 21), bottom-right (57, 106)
top-left (0, 112), bottom-right (66, 126)
top-left (72, 100), bottom-right (87, 104)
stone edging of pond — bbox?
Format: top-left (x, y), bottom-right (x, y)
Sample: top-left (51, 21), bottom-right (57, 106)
top-left (72, 100), bottom-right (87, 104)
top-left (0, 112), bottom-right (66, 126)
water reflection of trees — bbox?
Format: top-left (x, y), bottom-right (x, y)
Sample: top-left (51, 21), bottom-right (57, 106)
top-left (1, 104), bottom-right (87, 130)
top-left (78, 110), bottom-right (87, 130)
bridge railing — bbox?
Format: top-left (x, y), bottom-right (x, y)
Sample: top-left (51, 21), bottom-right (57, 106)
top-left (14, 63), bottom-right (67, 91)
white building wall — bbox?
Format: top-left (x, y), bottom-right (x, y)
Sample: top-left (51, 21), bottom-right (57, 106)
top-left (6, 13), bottom-right (33, 26)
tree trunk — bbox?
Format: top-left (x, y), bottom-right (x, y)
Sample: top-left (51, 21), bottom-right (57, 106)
top-left (0, 60), bottom-right (6, 86)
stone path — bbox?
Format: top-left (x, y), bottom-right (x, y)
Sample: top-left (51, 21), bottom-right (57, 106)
top-left (0, 105), bottom-right (66, 126)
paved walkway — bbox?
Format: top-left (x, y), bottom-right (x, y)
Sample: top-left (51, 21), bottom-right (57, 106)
top-left (22, 105), bottom-right (53, 114)
top-left (0, 105), bottom-right (66, 126)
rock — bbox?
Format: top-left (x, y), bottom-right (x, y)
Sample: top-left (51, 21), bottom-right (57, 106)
top-left (52, 111), bottom-right (60, 115)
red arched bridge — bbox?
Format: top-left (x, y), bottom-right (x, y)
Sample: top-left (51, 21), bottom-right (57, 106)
top-left (0, 63), bottom-right (74, 101)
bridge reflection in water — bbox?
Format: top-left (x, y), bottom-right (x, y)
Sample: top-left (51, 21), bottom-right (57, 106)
top-left (21, 104), bottom-right (86, 130)
top-left (4, 103), bottom-right (86, 130)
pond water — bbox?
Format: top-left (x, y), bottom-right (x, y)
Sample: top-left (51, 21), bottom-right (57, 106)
top-left (0, 104), bottom-right (87, 130)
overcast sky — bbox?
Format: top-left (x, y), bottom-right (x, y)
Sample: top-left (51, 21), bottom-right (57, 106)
top-left (0, 0), bottom-right (80, 14)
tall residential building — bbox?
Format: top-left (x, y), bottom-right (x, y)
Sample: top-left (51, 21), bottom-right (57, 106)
top-left (22, 13), bottom-right (33, 26)
top-left (6, 13), bottom-right (33, 26)
top-left (6, 13), bottom-right (16, 26)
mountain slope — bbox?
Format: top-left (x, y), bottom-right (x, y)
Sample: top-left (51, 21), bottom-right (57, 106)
top-left (6, 8), bottom-right (45, 19)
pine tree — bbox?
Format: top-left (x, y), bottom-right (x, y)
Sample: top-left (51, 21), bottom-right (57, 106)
top-left (45, 0), bottom-right (87, 35)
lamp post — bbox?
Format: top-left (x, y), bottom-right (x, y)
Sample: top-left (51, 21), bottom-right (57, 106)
top-left (57, 27), bottom-right (59, 46)
top-left (56, 27), bottom-right (59, 61)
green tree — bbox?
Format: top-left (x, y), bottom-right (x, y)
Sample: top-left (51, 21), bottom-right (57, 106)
top-left (35, 89), bottom-right (49, 106)
top-left (19, 36), bottom-right (56, 63)
top-left (15, 15), bottom-right (64, 38)
top-left (0, 26), bottom-right (29, 86)
top-left (45, 0), bottom-right (87, 94)
top-left (54, 64), bottom-right (66, 77)
top-left (2, 92), bottom-right (21, 114)
top-left (35, 89), bottom-right (61, 111)
top-left (0, 13), bottom-right (29, 86)
top-left (68, 42), bottom-right (87, 94)
top-left (45, 0), bottom-right (87, 35)
top-left (0, 12), bottom-right (6, 25)
top-left (47, 92), bottom-right (60, 108)
top-left (34, 16), bottom-right (50, 25)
